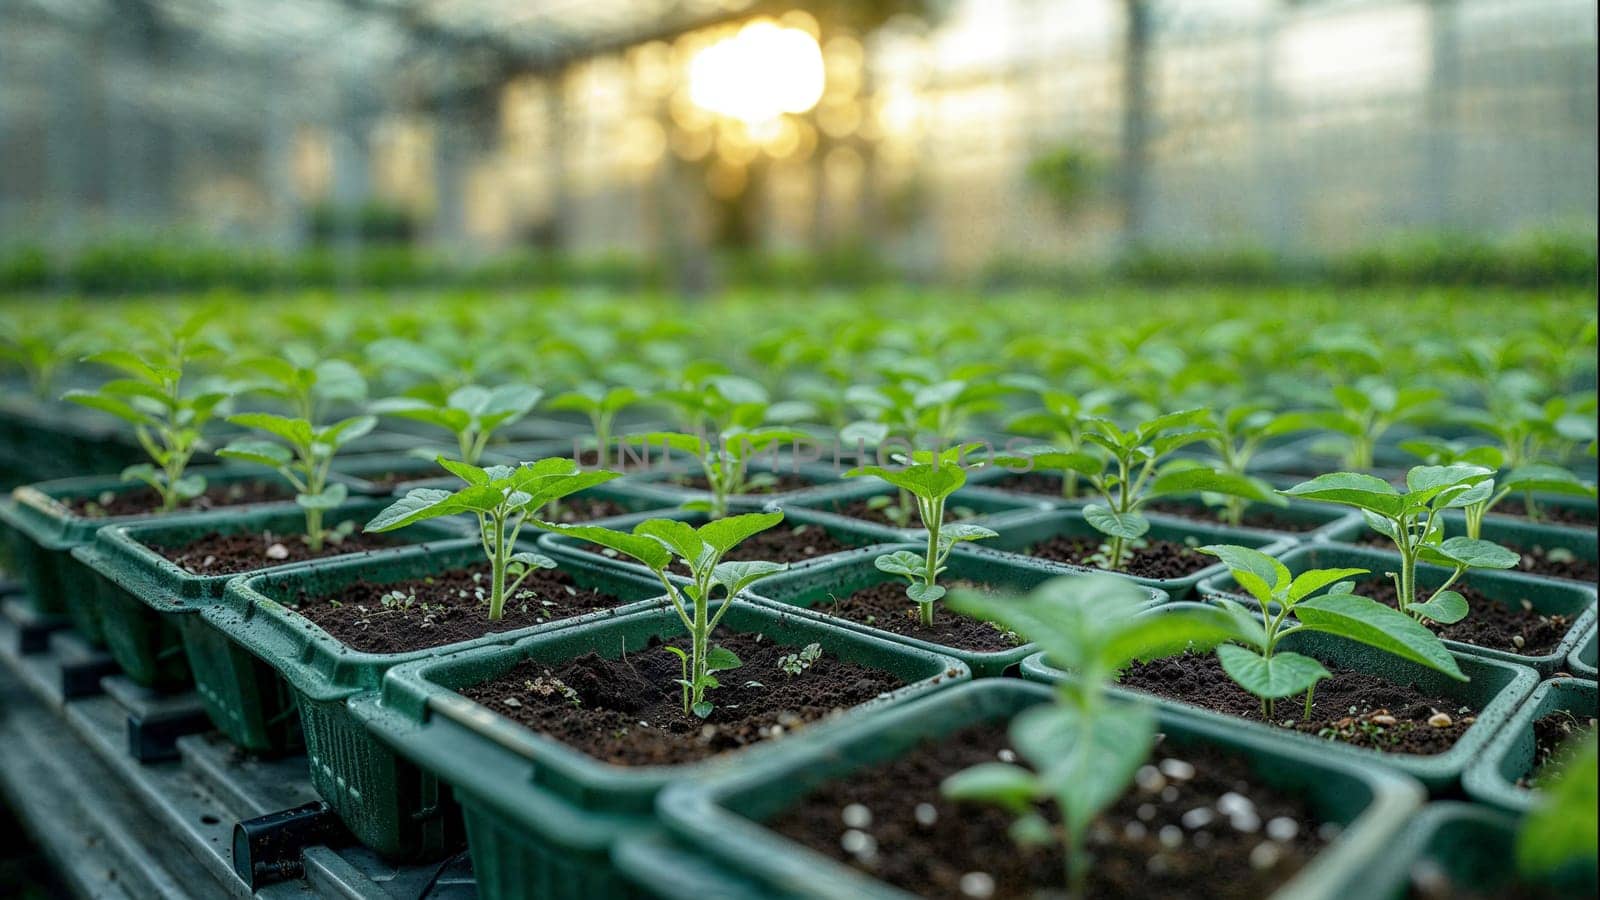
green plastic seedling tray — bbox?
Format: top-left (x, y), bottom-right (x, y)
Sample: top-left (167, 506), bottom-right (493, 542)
top-left (1198, 543), bottom-right (1598, 677)
top-left (0, 467), bottom-right (316, 642)
top-left (652, 679), bottom-right (1423, 900)
top-left (345, 599), bottom-right (968, 898)
top-left (1137, 496), bottom-right (1361, 541)
top-left (1020, 622), bottom-right (1540, 793)
top-left (963, 507), bottom-right (1297, 600)
top-left (212, 545), bottom-right (672, 859)
top-left (538, 505), bottom-right (905, 581)
top-left (1570, 626), bottom-right (1597, 679)
top-left (748, 542), bottom-right (1167, 677)
top-left (70, 498), bottom-right (469, 698)
top-left (1363, 802), bottom-right (1597, 898)
top-left (1463, 677), bottom-right (1597, 814)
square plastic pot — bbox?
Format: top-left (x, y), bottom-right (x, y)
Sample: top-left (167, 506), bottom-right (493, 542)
top-left (1362, 803), bottom-right (1597, 899)
top-left (210, 546), bottom-right (672, 859)
top-left (1481, 493), bottom-right (1599, 533)
top-left (963, 507), bottom-right (1296, 599)
top-left (1462, 677), bottom-right (1597, 814)
top-left (746, 542), bottom-right (1166, 677)
top-left (1198, 543), bottom-right (1598, 676)
top-left (1323, 509), bottom-right (1600, 585)
top-left (0, 467), bottom-right (317, 642)
top-left (1570, 626), bottom-right (1597, 679)
top-left (538, 505), bottom-right (903, 581)
top-left (344, 599), bottom-right (969, 897)
top-left (69, 499), bottom-right (469, 696)
top-left (650, 679), bottom-right (1423, 900)
top-left (778, 481), bottom-right (1050, 542)
top-left (1020, 626), bottom-right (1540, 792)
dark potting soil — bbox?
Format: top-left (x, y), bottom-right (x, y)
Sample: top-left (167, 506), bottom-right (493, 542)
top-left (573, 447), bottom-right (657, 472)
top-left (767, 722), bottom-right (1328, 900)
top-left (988, 471), bottom-right (1070, 498)
top-left (1489, 503), bottom-right (1598, 530)
top-left (1519, 711), bottom-right (1596, 788)
top-left (286, 565), bottom-right (625, 654)
top-left (1025, 534), bottom-right (1213, 580)
top-left (1359, 580), bottom-right (1571, 657)
top-left (826, 497), bottom-right (977, 528)
top-left (355, 471), bottom-right (441, 490)
top-left (543, 496), bottom-right (634, 524)
top-left (64, 479), bottom-right (291, 518)
top-left (152, 528), bottom-right (400, 576)
top-left (581, 522), bottom-right (853, 572)
top-left (668, 472), bottom-right (820, 495)
top-left (1119, 652), bottom-right (1476, 755)
top-left (1145, 501), bottom-right (1326, 534)
top-left (816, 580), bottom-right (1021, 652)
top-left (456, 630), bottom-right (911, 766)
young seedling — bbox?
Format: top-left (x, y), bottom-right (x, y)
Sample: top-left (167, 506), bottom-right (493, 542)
top-left (371, 383), bottom-right (542, 464)
top-left (1199, 403), bottom-right (1304, 527)
top-left (846, 446), bottom-right (997, 626)
top-left (1003, 387), bottom-right (1117, 499)
top-left (1282, 465), bottom-right (1521, 625)
top-left (1271, 377), bottom-right (1442, 470)
top-left (63, 323), bottom-right (229, 513)
top-left (547, 384), bottom-right (643, 467)
top-left (541, 511), bottom-right (788, 717)
top-left (1401, 439), bottom-right (1597, 537)
top-left (365, 457), bottom-right (618, 620)
top-left (940, 575), bottom-right (1237, 900)
top-left (1002, 409), bottom-right (1282, 571)
top-left (631, 426), bottom-right (810, 518)
top-left (218, 354), bottom-right (375, 552)
top-left (778, 642), bottom-right (822, 676)
top-left (1200, 544), bottom-right (1466, 721)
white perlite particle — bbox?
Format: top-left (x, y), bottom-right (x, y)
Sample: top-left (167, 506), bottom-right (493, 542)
top-left (959, 872), bottom-right (995, 899)
top-left (842, 804), bottom-right (872, 829)
top-left (1266, 817), bottom-right (1299, 842)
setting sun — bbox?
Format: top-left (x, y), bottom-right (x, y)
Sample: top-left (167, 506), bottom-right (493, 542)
top-left (687, 21), bottom-right (825, 125)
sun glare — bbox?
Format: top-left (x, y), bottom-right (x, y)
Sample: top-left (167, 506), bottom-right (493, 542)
top-left (687, 21), bottom-right (825, 126)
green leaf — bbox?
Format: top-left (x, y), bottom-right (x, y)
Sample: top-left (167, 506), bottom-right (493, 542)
top-left (704, 645), bottom-right (743, 672)
top-left (1083, 504), bottom-right (1149, 540)
top-left (907, 582), bottom-right (946, 604)
top-left (171, 474), bottom-right (206, 500)
top-left (696, 511), bottom-right (785, 555)
top-left (711, 560), bottom-right (786, 597)
top-left (508, 551), bottom-right (558, 569)
top-left (1200, 544), bottom-right (1289, 595)
top-left (365, 488), bottom-right (465, 532)
top-left (217, 439), bottom-right (294, 469)
top-left (1422, 537), bottom-right (1520, 570)
top-left (1097, 605), bottom-right (1252, 671)
top-left (874, 550), bottom-right (925, 579)
top-left (1287, 567), bottom-right (1370, 602)
top-left (1499, 464), bottom-right (1596, 498)
top-left (229, 412), bottom-right (314, 447)
top-left (295, 482), bottom-right (348, 511)
top-left (1409, 590), bottom-right (1470, 626)
top-left (1296, 592), bottom-right (1466, 678)
top-left (941, 763), bottom-right (1040, 811)
top-left (1149, 468), bottom-right (1285, 504)
top-left (938, 523), bottom-right (998, 550)
top-left (317, 415), bottom-right (378, 449)
top-left (438, 457), bottom-right (489, 485)
top-left (1280, 472), bottom-right (1405, 517)
top-left (691, 701), bottom-right (714, 719)
top-left (1216, 645), bottom-right (1330, 699)
top-left (637, 518), bottom-right (705, 563)
top-left (538, 522), bottom-right (674, 572)
top-left (844, 463), bottom-right (966, 501)
top-left (83, 350), bottom-right (166, 383)
top-left (63, 390), bottom-right (153, 427)
top-left (1015, 701), bottom-right (1156, 841)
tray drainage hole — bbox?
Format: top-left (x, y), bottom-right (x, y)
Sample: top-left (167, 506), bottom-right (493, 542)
top-left (201, 814), bottom-right (221, 826)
